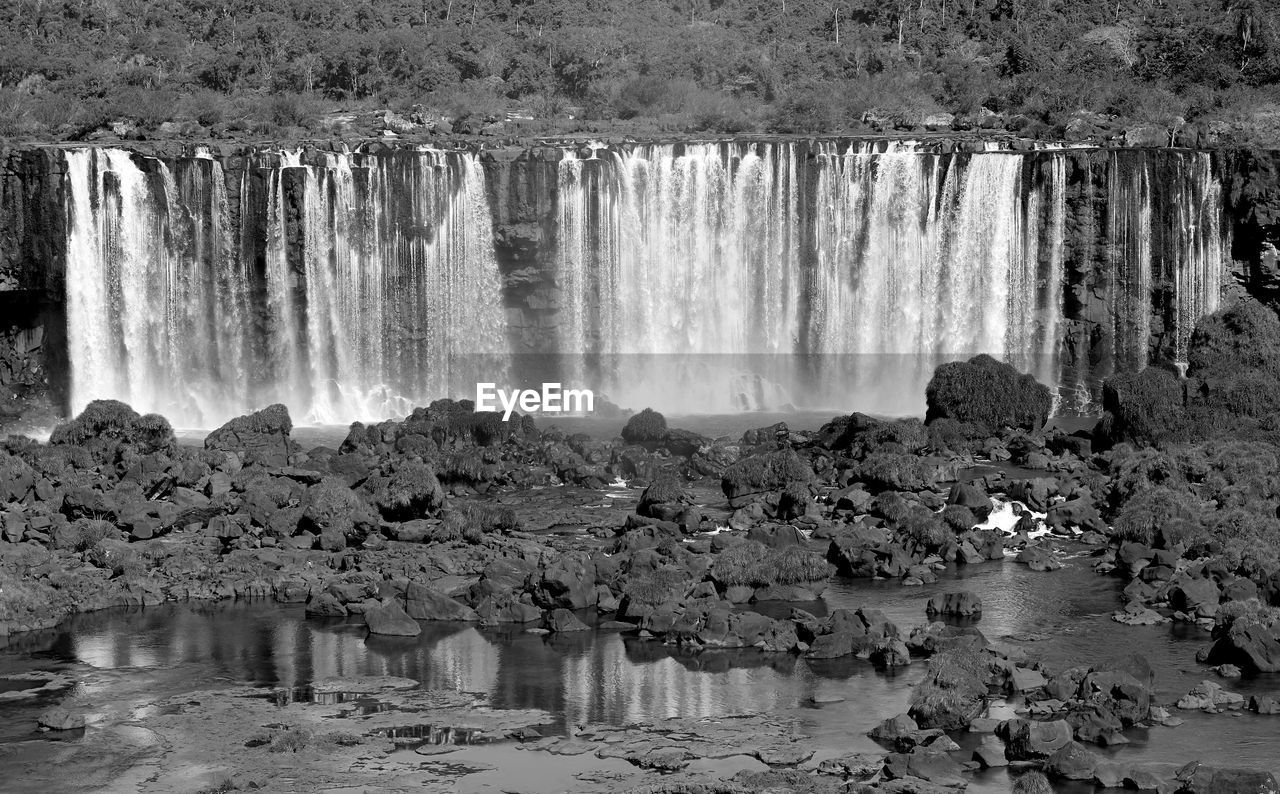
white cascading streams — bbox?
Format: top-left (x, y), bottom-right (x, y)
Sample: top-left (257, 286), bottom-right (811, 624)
top-left (558, 142), bottom-right (802, 412)
top-left (1172, 151), bottom-right (1223, 364)
top-left (60, 141), bottom-right (1227, 426)
top-left (806, 144), bottom-right (1044, 414)
top-left (556, 141), bottom-right (1225, 416)
top-left (62, 146), bottom-right (510, 428)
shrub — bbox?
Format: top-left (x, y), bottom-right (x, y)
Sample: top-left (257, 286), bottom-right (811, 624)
top-left (50, 399), bottom-right (176, 456)
top-left (909, 647), bottom-right (993, 729)
top-left (711, 539), bottom-right (771, 587)
top-left (1111, 486), bottom-right (1204, 545)
top-left (851, 451), bottom-right (933, 492)
top-left (369, 461), bottom-right (445, 520)
top-left (447, 501), bottom-right (518, 537)
top-left (1188, 300), bottom-right (1280, 384)
top-left (870, 492), bottom-right (913, 524)
top-left (265, 93), bottom-right (320, 129)
top-left (622, 408), bottom-right (668, 444)
top-left (711, 541), bottom-right (832, 587)
top-left (1215, 598), bottom-right (1280, 632)
top-left (638, 477), bottom-right (688, 517)
top-left (302, 480), bottom-right (367, 536)
top-left (764, 546), bottom-right (833, 584)
top-left (900, 508), bottom-right (950, 549)
top-left (721, 449), bottom-right (815, 500)
top-left (72, 519), bottom-right (115, 552)
top-left (925, 355), bottom-right (1052, 434)
top-left (622, 564), bottom-right (691, 605)
top-left (268, 727), bottom-right (312, 753)
top-left (1012, 771), bottom-right (1053, 794)
top-left (1099, 366), bottom-right (1188, 446)
top-left (941, 505), bottom-right (977, 533)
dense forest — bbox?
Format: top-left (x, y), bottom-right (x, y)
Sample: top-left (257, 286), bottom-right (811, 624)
top-left (0, 0), bottom-right (1279, 140)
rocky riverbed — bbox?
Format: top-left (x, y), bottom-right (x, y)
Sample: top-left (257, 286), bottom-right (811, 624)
top-left (1, 381), bottom-right (1280, 792)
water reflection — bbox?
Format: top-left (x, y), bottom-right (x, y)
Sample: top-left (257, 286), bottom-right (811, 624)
top-left (19, 601), bottom-right (920, 736)
top-left (7, 558), bottom-right (1280, 783)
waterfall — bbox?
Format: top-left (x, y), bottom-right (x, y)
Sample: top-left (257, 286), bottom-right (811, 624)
top-left (57, 140), bottom-right (1227, 427)
top-left (555, 141), bottom-right (1226, 416)
top-left (556, 142), bottom-right (803, 413)
top-left (62, 147), bottom-right (510, 428)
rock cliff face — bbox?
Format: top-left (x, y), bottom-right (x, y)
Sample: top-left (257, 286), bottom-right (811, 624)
top-left (0, 147), bottom-right (68, 417)
top-left (0, 138), bottom-right (1267, 421)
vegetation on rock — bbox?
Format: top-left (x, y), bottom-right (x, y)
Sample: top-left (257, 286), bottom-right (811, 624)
top-left (925, 354), bottom-right (1052, 436)
top-left (621, 408), bottom-right (668, 445)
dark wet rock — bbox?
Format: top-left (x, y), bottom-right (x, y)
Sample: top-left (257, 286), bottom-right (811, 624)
top-left (925, 591), bottom-right (982, 617)
top-left (363, 599), bottom-right (421, 636)
top-left (947, 482), bottom-right (992, 520)
top-left (534, 552), bottom-right (598, 609)
top-left (1016, 544), bottom-right (1063, 571)
top-left (869, 713), bottom-right (919, 743)
top-left (305, 592), bottom-right (348, 617)
top-left (1003, 718), bottom-right (1073, 760)
top-left (1208, 617), bottom-right (1280, 672)
top-left (1169, 575), bottom-right (1221, 613)
top-left (1046, 498), bottom-right (1107, 534)
top-left (544, 608), bottom-right (590, 633)
top-left (1046, 740), bottom-right (1102, 780)
top-left (1250, 694), bottom-right (1280, 714)
top-left (405, 582), bottom-right (478, 622)
top-left (204, 404), bottom-right (294, 466)
top-left (475, 597), bottom-right (542, 624)
top-left (883, 749), bottom-right (967, 787)
top-left (1174, 763), bottom-right (1280, 794)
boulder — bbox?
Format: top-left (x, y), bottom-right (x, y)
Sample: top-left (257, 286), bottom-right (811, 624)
top-left (1016, 544), bottom-right (1063, 571)
top-left (545, 608), bottom-right (590, 633)
top-left (1004, 718), bottom-right (1073, 760)
top-left (1174, 764), bottom-right (1280, 794)
top-left (1046, 741), bottom-right (1102, 780)
top-left (1209, 617), bottom-right (1280, 672)
top-left (364, 599), bottom-right (421, 636)
top-left (1169, 576), bottom-right (1221, 613)
top-left (405, 582), bottom-right (479, 622)
top-left (947, 483), bottom-right (992, 520)
top-left (305, 593), bottom-right (348, 617)
top-left (204, 404), bottom-right (295, 466)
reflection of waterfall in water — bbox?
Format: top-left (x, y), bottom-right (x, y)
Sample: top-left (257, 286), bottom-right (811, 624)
top-left (62, 147), bottom-right (510, 428)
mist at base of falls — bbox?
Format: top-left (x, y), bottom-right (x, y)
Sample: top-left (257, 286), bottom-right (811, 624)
top-left (58, 141), bottom-right (1224, 428)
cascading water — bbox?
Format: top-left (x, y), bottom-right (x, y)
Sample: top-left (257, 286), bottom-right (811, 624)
top-left (557, 142), bottom-right (802, 413)
top-left (57, 140), bottom-right (1227, 428)
top-left (555, 141), bottom-right (1226, 416)
top-left (63, 147), bottom-right (510, 428)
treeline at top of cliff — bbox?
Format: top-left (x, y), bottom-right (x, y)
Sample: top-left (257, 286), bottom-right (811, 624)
top-left (1, 0), bottom-right (1279, 147)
